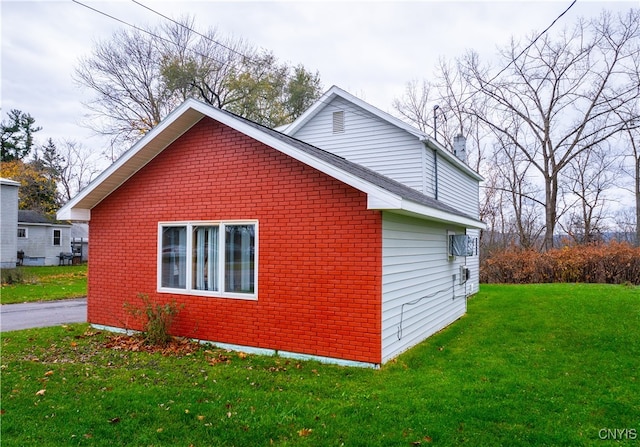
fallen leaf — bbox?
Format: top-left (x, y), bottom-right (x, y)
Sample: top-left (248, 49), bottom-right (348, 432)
top-left (298, 428), bottom-right (312, 437)
top-left (35, 389), bottom-right (46, 396)
top-left (109, 417), bottom-right (120, 424)
top-left (197, 415), bottom-right (205, 421)
top-left (44, 370), bottom-right (54, 377)
top-left (423, 436), bottom-right (433, 443)
top-left (226, 412), bottom-right (232, 418)
top-left (157, 428), bottom-right (163, 433)
top-left (237, 352), bottom-right (247, 359)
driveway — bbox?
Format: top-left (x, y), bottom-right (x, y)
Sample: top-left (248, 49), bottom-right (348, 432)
top-left (0, 298), bottom-right (87, 332)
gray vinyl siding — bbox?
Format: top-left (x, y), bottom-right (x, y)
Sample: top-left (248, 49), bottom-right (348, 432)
top-left (17, 224), bottom-right (71, 266)
top-left (382, 213), bottom-right (471, 363)
top-left (436, 155), bottom-right (479, 218)
top-left (1, 181), bottom-right (19, 268)
top-left (290, 97), bottom-right (428, 194)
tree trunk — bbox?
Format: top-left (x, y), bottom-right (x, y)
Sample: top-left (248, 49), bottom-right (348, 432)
top-left (636, 153), bottom-right (640, 247)
top-left (543, 176), bottom-right (558, 251)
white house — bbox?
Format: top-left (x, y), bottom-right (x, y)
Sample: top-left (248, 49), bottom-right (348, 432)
top-left (1, 178), bottom-right (20, 269)
top-left (17, 210), bottom-right (72, 266)
top-left (281, 86), bottom-right (484, 362)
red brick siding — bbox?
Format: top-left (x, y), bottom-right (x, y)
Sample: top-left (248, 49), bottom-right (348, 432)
top-left (88, 118), bottom-right (382, 363)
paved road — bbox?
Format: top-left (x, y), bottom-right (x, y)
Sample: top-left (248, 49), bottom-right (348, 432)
top-left (0, 298), bottom-right (87, 332)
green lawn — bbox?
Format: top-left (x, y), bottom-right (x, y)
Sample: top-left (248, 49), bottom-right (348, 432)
top-left (1, 265), bottom-right (87, 304)
top-left (1, 283), bottom-right (638, 446)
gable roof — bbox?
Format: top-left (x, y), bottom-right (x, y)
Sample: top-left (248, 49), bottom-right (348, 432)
top-left (280, 85), bottom-right (483, 182)
top-left (19, 210), bottom-right (71, 226)
top-left (57, 99), bottom-right (484, 229)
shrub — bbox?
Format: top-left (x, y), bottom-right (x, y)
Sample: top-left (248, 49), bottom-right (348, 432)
top-left (1, 268), bottom-right (37, 285)
top-left (481, 242), bottom-right (640, 284)
top-left (124, 294), bottom-right (184, 346)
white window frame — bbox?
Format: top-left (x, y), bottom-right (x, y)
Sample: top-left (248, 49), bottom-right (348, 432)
top-left (17, 227), bottom-right (27, 238)
top-left (157, 220), bottom-right (258, 300)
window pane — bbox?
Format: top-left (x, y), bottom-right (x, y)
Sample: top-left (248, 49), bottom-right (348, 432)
top-left (53, 230), bottom-right (61, 246)
top-left (225, 225), bottom-right (255, 293)
top-left (161, 226), bottom-right (186, 289)
top-left (192, 226), bottom-right (219, 291)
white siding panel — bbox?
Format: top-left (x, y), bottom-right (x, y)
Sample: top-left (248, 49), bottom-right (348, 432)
top-left (291, 97), bottom-right (429, 194)
top-left (17, 225), bottom-right (71, 266)
top-left (1, 181), bottom-right (19, 268)
top-left (437, 156), bottom-right (479, 217)
top-left (382, 213), bottom-right (470, 363)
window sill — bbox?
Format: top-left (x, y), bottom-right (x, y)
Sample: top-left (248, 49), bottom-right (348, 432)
top-left (158, 287), bottom-right (257, 301)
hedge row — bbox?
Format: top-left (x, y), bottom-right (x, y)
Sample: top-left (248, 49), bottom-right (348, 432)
top-left (480, 242), bottom-right (640, 284)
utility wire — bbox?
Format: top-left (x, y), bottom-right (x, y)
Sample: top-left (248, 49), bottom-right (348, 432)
top-left (130, 0), bottom-right (260, 66)
top-left (73, 0), bottom-right (375, 128)
top-left (72, 0), bottom-right (245, 69)
top-left (468, 0), bottom-right (577, 96)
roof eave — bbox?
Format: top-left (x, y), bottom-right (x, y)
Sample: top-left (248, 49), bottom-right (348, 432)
top-left (57, 100), bottom-right (206, 221)
top-left (368, 198), bottom-right (486, 229)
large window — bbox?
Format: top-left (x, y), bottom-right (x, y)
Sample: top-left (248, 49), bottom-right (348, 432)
top-left (159, 221), bottom-right (257, 299)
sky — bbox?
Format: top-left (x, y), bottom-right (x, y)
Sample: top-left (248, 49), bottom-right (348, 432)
top-left (1, 0), bottom-right (637, 159)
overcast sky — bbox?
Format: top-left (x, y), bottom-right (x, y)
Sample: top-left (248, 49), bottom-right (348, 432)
top-left (1, 0), bottom-right (636, 155)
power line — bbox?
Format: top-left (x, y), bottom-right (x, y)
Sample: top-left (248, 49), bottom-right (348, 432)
top-left (72, 0), bottom-right (339, 124)
top-left (130, 0), bottom-right (260, 66)
top-left (486, 0), bottom-right (577, 85)
top-left (72, 0), bottom-right (242, 69)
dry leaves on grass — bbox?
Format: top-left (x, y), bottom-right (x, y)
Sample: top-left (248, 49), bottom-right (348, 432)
top-left (104, 335), bottom-right (200, 356)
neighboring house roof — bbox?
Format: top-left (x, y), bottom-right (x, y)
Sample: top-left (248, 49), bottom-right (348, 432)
top-left (1, 177), bottom-right (21, 187)
top-left (281, 85), bottom-right (484, 182)
top-left (57, 99), bottom-right (484, 229)
top-left (19, 210), bottom-right (71, 226)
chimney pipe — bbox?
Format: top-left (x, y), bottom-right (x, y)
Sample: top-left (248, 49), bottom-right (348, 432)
top-left (453, 134), bottom-right (467, 164)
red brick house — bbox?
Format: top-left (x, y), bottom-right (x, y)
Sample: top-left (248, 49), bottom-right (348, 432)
top-left (58, 93), bottom-right (483, 367)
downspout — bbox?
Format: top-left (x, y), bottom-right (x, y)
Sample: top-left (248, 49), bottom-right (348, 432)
top-left (433, 149), bottom-right (439, 200)
top-left (420, 137), bottom-right (440, 200)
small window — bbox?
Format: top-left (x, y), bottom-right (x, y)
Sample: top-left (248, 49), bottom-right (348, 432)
top-left (17, 228), bottom-right (27, 238)
top-left (53, 229), bottom-right (61, 246)
top-left (449, 234), bottom-right (476, 257)
top-left (159, 221), bottom-right (257, 299)
top-left (332, 110), bottom-right (345, 133)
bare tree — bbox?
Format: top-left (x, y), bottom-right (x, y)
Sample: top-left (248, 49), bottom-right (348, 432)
top-left (460, 9), bottom-right (640, 250)
top-left (76, 16), bottom-right (322, 159)
top-left (75, 27), bottom-right (174, 156)
top-left (393, 59), bottom-right (490, 172)
top-left (626, 125), bottom-right (640, 246)
top-left (614, 101), bottom-right (640, 246)
top-left (613, 207), bottom-right (637, 244)
top-left (492, 133), bottom-right (546, 249)
top-left (393, 79), bottom-right (435, 135)
top-left (559, 144), bottom-right (616, 244)
top-left (57, 140), bottom-right (101, 203)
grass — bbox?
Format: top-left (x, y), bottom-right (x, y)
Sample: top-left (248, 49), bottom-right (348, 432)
top-left (0, 265), bottom-right (87, 304)
top-left (1, 283), bottom-right (638, 446)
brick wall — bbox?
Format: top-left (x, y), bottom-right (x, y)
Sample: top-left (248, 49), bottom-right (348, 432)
top-left (89, 118), bottom-right (382, 364)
